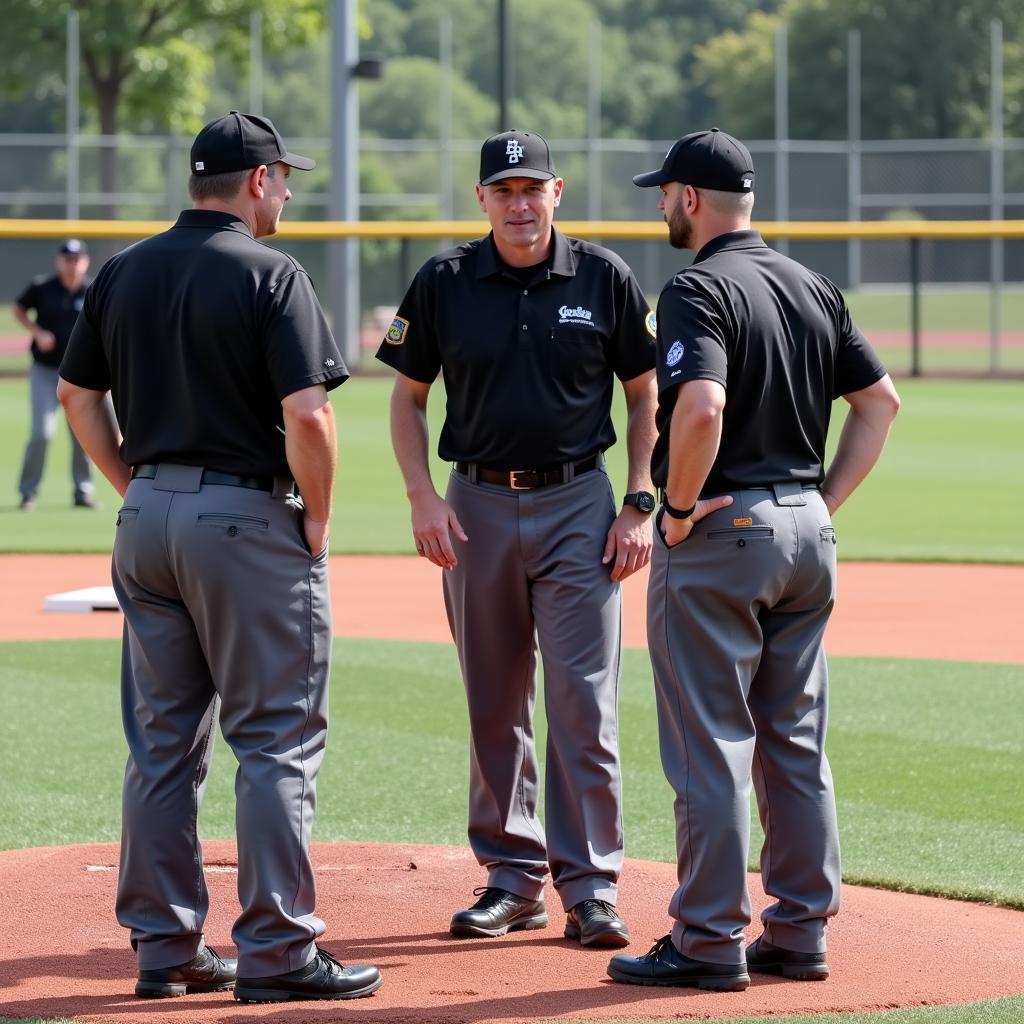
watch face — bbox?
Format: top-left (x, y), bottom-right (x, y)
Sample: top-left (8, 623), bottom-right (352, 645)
top-left (637, 492), bottom-right (656, 513)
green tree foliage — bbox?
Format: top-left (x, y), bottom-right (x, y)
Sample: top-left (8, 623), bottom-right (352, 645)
top-left (695, 0), bottom-right (1024, 140)
top-left (0, 0), bottom-right (325, 208)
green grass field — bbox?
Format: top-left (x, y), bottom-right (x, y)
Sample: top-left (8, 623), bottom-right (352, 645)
top-left (2, 640), bottom-right (1021, 909)
top-left (1, 376), bottom-right (1022, 561)
top-left (1, 332), bottom-right (1021, 1024)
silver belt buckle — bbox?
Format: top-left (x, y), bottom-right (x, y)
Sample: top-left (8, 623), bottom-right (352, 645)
top-left (509, 470), bottom-right (531, 490)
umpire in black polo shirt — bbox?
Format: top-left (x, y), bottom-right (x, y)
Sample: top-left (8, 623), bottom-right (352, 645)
top-left (14, 238), bottom-right (96, 509)
top-left (58, 111), bottom-right (381, 1003)
top-left (377, 129), bottom-right (658, 948)
top-left (608, 129), bottom-right (900, 990)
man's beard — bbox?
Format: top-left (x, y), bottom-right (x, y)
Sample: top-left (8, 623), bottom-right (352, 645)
top-left (667, 205), bottom-right (694, 250)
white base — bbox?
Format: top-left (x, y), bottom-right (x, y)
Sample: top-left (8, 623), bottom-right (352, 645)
top-left (44, 586), bottom-right (121, 614)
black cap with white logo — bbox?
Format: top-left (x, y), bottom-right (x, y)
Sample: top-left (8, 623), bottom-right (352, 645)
top-left (58, 238), bottom-right (89, 256)
top-left (190, 111), bottom-right (316, 176)
top-left (479, 129), bottom-right (556, 186)
top-left (633, 128), bottom-right (754, 193)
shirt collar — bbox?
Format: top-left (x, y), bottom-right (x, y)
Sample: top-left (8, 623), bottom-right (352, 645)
top-left (692, 229), bottom-right (767, 265)
top-left (174, 209), bottom-right (253, 237)
top-left (476, 227), bottom-right (577, 281)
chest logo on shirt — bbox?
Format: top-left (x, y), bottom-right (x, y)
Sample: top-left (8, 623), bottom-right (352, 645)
top-left (665, 340), bottom-right (685, 367)
top-left (558, 305), bottom-right (595, 327)
top-left (645, 311), bottom-right (657, 339)
top-left (386, 315), bottom-right (410, 345)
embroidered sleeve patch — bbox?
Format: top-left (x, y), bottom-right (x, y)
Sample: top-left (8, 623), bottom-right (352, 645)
top-left (645, 310), bottom-right (657, 339)
top-left (386, 316), bottom-right (410, 345)
top-left (665, 340), bottom-right (685, 367)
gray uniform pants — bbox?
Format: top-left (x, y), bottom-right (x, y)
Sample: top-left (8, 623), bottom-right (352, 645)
top-left (111, 465), bottom-right (331, 976)
top-left (19, 362), bottom-right (93, 500)
top-left (647, 483), bottom-right (841, 964)
top-left (443, 465), bottom-right (624, 912)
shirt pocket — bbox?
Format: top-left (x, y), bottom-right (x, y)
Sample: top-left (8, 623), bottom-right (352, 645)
top-left (549, 325), bottom-right (607, 376)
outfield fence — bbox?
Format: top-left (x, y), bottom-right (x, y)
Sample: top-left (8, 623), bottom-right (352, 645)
top-left (2, 218), bottom-right (1023, 378)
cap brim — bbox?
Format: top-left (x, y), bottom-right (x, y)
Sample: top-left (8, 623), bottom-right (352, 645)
top-left (632, 168), bottom-right (670, 188)
top-left (280, 151), bottom-right (316, 171)
top-left (479, 168), bottom-right (555, 186)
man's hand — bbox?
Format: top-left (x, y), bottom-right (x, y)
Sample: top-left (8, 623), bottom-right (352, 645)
top-left (411, 491), bottom-right (468, 570)
top-left (34, 328), bottom-right (57, 352)
top-left (602, 505), bottom-right (653, 581)
top-left (659, 494), bottom-right (735, 547)
top-left (303, 516), bottom-right (329, 558)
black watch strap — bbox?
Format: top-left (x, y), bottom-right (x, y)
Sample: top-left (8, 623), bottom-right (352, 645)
top-left (623, 490), bottom-right (656, 514)
top-left (662, 496), bottom-right (696, 520)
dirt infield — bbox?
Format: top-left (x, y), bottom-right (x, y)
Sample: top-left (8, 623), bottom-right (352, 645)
top-left (2, 553), bottom-right (1023, 663)
top-left (2, 841), bottom-right (1023, 1024)
top-left (1, 553), bottom-right (1023, 1021)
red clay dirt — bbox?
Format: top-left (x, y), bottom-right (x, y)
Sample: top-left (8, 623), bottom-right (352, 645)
top-left (2, 841), bottom-right (1024, 1024)
top-left (2, 554), bottom-right (1023, 663)
top-left (1, 553), bottom-right (1023, 1022)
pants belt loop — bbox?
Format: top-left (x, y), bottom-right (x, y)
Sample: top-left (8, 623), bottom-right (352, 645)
top-left (271, 476), bottom-right (294, 499)
top-left (562, 461), bottom-right (573, 484)
top-left (468, 462), bottom-right (478, 484)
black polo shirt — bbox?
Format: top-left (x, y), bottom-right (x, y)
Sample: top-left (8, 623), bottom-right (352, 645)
top-left (16, 274), bottom-right (90, 367)
top-left (651, 229), bottom-right (886, 493)
top-left (375, 229), bottom-right (656, 466)
top-left (60, 209), bottom-right (347, 478)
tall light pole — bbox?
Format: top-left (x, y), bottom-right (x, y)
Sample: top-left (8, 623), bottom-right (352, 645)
top-left (498, 0), bottom-right (511, 129)
top-left (328, 0), bottom-right (384, 367)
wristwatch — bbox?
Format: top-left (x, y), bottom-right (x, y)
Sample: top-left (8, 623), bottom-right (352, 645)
top-left (623, 491), bottom-right (656, 514)
top-left (662, 496), bottom-right (696, 520)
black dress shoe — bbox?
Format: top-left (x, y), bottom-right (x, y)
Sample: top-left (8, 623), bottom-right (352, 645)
top-left (234, 948), bottom-right (382, 1003)
top-left (607, 934), bottom-right (749, 991)
top-left (135, 945), bottom-right (236, 998)
top-left (565, 899), bottom-right (630, 948)
top-left (449, 886), bottom-right (548, 938)
top-left (746, 934), bottom-right (829, 980)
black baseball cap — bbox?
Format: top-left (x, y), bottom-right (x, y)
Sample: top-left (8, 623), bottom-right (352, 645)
top-left (190, 110), bottom-right (316, 176)
top-left (633, 128), bottom-right (754, 193)
top-left (58, 238), bottom-right (89, 256)
top-left (479, 129), bottom-right (556, 186)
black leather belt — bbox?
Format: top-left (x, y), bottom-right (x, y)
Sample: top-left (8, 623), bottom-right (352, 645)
top-left (454, 455), bottom-right (600, 491)
top-left (131, 464), bottom-right (274, 492)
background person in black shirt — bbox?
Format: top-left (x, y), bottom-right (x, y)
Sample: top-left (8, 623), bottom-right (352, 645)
top-left (57, 111), bottom-right (381, 1004)
top-left (609, 129), bottom-right (900, 991)
top-left (14, 239), bottom-right (95, 509)
top-left (377, 129), bottom-right (658, 950)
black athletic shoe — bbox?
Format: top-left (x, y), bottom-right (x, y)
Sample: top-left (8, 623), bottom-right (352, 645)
top-left (564, 899), bottom-right (631, 948)
top-left (73, 493), bottom-right (98, 508)
top-left (449, 886), bottom-right (548, 938)
top-left (607, 934), bottom-right (749, 991)
top-left (135, 946), bottom-right (236, 998)
top-left (746, 934), bottom-right (830, 980)
top-left (234, 948), bottom-right (382, 1003)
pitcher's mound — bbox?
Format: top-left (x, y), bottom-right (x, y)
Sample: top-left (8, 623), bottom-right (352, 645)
top-left (1, 841), bottom-right (1022, 1022)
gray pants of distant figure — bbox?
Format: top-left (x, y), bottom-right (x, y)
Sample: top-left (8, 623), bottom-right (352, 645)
top-left (647, 483), bottom-right (841, 965)
top-left (19, 362), bottom-right (93, 500)
top-left (443, 464), bottom-right (624, 912)
top-left (111, 464), bottom-right (331, 977)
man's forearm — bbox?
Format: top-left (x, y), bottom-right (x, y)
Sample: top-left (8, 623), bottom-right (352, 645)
top-left (56, 379), bottom-right (129, 494)
top-left (664, 381), bottom-right (725, 508)
top-left (284, 399), bottom-right (337, 522)
top-left (13, 305), bottom-right (38, 337)
top-left (390, 386), bottom-right (437, 502)
top-left (822, 376), bottom-right (900, 514)
top-left (622, 373), bottom-right (657, 494)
